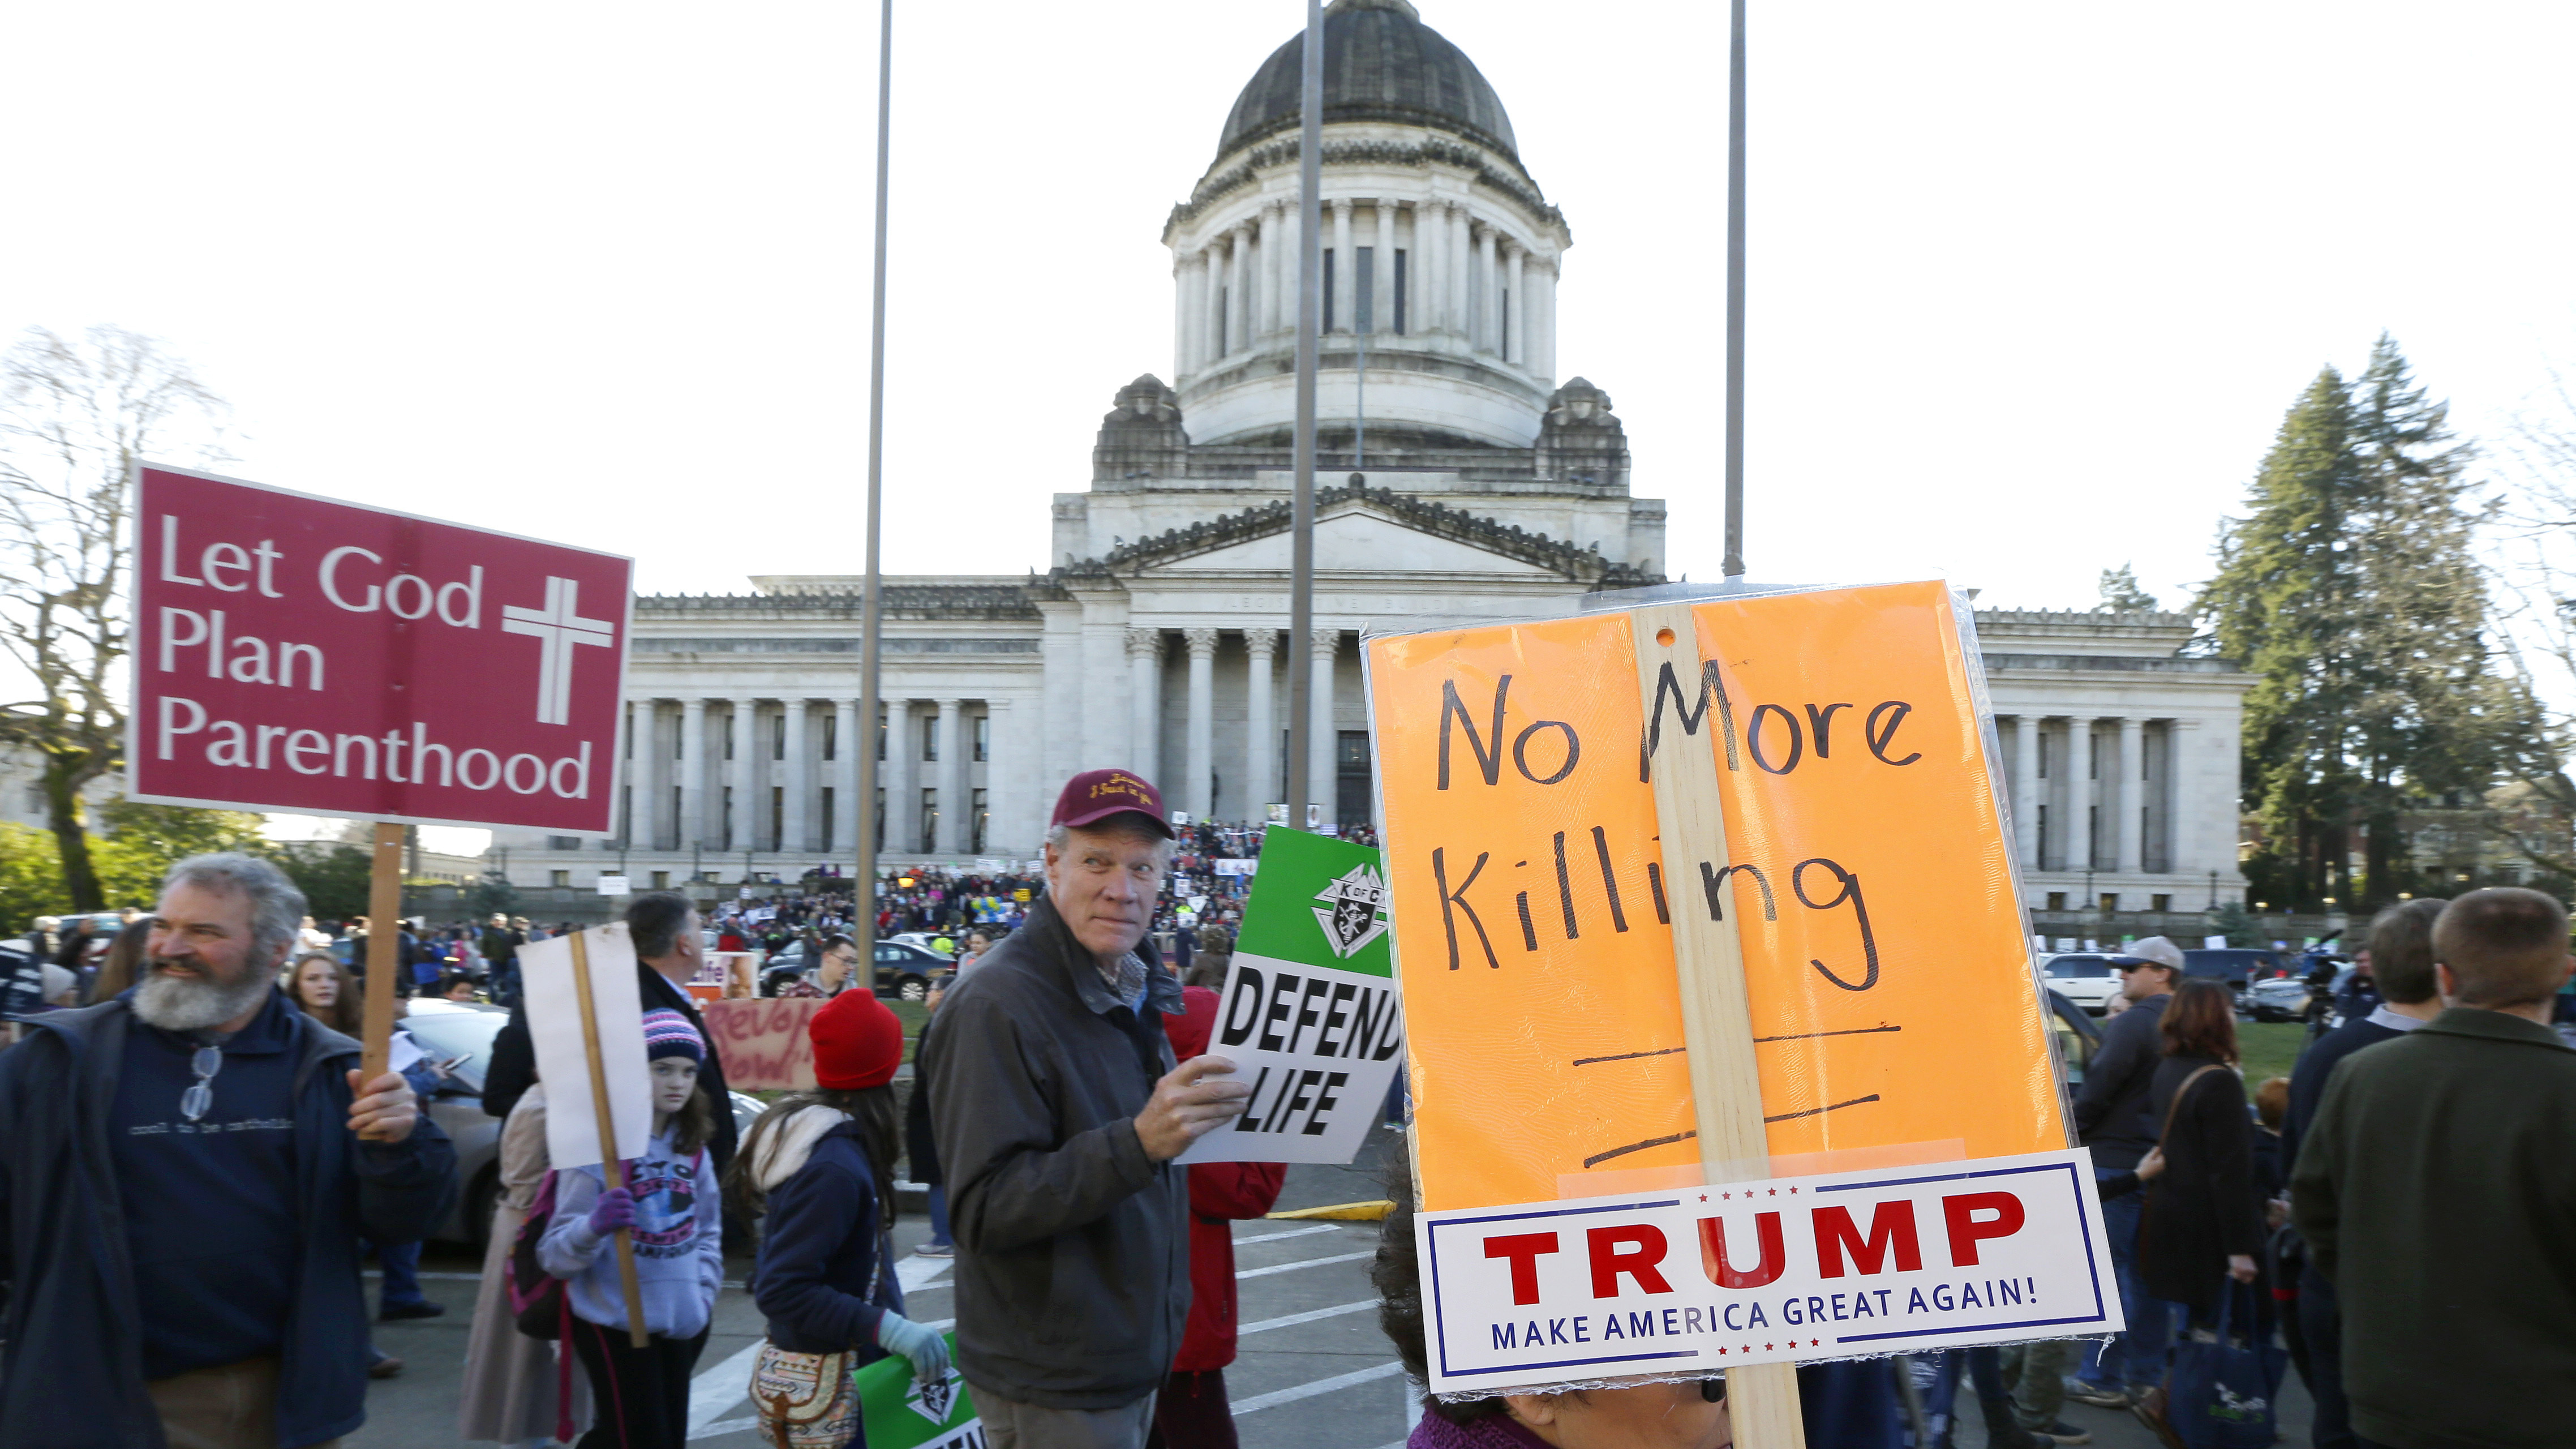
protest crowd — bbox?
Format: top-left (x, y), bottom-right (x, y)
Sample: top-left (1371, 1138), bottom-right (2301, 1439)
top-left (1, 757), bottom-right (2571, 1449)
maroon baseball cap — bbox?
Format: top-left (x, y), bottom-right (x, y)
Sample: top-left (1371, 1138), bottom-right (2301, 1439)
top-left (1051, 769), bottom-right (1174, 838)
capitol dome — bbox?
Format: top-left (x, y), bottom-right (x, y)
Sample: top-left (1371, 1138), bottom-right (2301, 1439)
top-left (1216, 0), bottom-right (1518, 164)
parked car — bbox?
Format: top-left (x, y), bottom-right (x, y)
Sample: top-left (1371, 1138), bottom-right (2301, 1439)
top-left (404, 997), bottom-right (765, 1246)
top-left (2045, 987), bottom-right (2107, 1088)
top-left (2244, 976), bottom-right (2312, 1022)
top-left (2040, 953), bottom-right (2125, 1014)
top-left (759, 938), bottom-right (949, 1001)
top-left (2182, 948), bottom-right (2281, 1001)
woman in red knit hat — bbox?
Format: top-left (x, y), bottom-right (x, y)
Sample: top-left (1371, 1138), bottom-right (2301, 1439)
top-left (724, 989), bottom-right (951, 1447)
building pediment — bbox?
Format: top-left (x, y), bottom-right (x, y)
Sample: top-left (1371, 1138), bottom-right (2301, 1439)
top-left (1073, 479), bottom-right (1657, 588)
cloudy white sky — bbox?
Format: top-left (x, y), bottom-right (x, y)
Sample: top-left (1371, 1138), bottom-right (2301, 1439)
top-left (7, 2), bottom-right (2573, 616)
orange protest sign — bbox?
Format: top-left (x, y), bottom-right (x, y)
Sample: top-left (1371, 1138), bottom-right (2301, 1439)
top-left (1369, 581), bottom-right (2066, 1214)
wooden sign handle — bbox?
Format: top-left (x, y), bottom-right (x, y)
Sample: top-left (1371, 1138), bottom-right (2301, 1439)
top-left (1630, 603), bottom-right (1808, 1449)
top-left (570, 929), bottom-right (652, 1349)
top-left (357, 824), bottom-right (404, 1096)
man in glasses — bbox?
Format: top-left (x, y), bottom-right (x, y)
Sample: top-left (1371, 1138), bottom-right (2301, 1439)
top-left (0, 852), bottom-right (457, 1449)
top-left (2063, 934), bottom-right (2186, 1414)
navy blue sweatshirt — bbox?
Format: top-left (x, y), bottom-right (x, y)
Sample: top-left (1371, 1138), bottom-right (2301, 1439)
top-left (750, 1116), bottom-right (902, 1356)
top-left (110, 994), bottom-right (306, 1379)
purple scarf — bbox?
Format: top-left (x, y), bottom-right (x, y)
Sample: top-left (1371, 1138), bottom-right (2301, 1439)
top-left (1408, 1407), bottom-right (1553, 1449)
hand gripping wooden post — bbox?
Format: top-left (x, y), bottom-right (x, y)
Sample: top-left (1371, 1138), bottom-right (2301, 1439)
top-left (358, 824), bottom-right (405, 1095)
top-left (570, 928), bottom-right (653, 1349)
top-left (1630, 603), bottom-right (1808, 1449)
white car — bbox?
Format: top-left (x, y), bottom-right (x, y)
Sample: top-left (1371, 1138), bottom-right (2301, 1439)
top-left (2040, 953), bottom-right (2125, 1014)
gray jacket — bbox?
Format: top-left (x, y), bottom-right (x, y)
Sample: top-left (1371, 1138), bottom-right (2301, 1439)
top-left (920, 897), bottom-right (1188, 1409)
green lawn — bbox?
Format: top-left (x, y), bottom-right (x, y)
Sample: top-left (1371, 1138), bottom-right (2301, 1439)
top-left (2239, 1019), bottom-right (2306, 1088)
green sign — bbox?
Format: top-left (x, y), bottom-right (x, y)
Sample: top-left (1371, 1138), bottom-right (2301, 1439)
top-left (855, 1337), bottom-right (981, 1449)
top-left (1231, 826), bottom-right (1393, 978)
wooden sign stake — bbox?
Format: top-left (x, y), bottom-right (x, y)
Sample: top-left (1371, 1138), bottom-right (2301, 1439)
top-left (357, 824), bottom-right (405, 1095)
top-left (1630, 603), bottom-right (1808, 1449)
top-left (570, 928), bottom-right (652, 1349)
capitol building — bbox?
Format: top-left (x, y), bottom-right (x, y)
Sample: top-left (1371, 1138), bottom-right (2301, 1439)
top-left (487, 0), bottom-right (2252, 928)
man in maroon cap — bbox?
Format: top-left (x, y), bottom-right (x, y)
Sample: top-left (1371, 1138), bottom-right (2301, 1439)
top-left (917, 769), bottom-right (1251, 1449)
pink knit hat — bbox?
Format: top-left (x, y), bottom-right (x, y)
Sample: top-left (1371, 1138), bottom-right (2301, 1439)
top-left (641, 1008), bottom-right (705, 1064)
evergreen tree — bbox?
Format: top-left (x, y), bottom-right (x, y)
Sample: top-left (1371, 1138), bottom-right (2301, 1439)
top-left (2097, 563), bottom-right (2159, 612)
top-left (2200, 337), bottom-right (2531, 908)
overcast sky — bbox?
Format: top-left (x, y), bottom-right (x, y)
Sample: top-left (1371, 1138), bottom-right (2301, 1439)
top-left (7, 2), bottom-right (2573, 616)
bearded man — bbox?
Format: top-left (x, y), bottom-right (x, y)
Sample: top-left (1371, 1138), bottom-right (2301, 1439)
top-left (0, 852), bottom-right (457, 1449)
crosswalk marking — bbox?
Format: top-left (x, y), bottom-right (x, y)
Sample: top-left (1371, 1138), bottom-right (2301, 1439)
top-left (1231, 1360), bottom-right (1406, 1413)
top-left (1240, 1298), bottom-right (1375, 1335)
top-left (1235, 1249), bottom-right (1375, 1279)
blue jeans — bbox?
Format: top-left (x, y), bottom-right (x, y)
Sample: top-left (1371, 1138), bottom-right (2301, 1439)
top-left (927, 1184), bottom-right (953, 1249)
top-left (369, 1237), bottom-right (427, 1310)
top-left (2077, 1176), bottom-right (2174, 1392)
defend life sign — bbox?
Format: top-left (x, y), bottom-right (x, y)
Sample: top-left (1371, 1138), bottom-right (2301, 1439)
top-left (1414, 1150), bottom-right (2116, 1391)
top-left (1367, 581), bottom-right (2116, 1388)
top-left (130, 464), bottom-right (630, 833)
top-left (1178, 827), bottom-right (1405, 1166)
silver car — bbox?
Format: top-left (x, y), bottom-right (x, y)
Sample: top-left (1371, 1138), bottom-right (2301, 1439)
top-left (402, 998), bottom-right (765, 1246)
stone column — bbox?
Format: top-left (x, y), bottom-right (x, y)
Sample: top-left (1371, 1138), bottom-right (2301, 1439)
top-left (2116, 717), bottom-right (2145, 874)
top-left (1233, 225), bottom-right (1256, 356)
top-left (983, 698), bottom-right (1013, 854)
top-left (1535, 259), bottom-right (1557, 379)
top-left (831, 697), bottom-right (860, 854)
top-left (625, 701), bottom-right (654, 849)
top-left (1244, 628), bottom-right (1278, 814)
top-left (2171, 719), bottom-right (2200, 880)
top-left (781, 700), bottom-right (810, 854)
top-left (1308, 628), bottom-right (1338, 829)
top-left (1173, 252), bottom-right (1191, 378)
top-left (1128, 627), bottom-right (1164, 779)
top-left (1407, 204), bottom-right (1435, 336)
top-left (1201, 246), bottom-right (1225, 368)
top-left (1370, 204), bottom-right (1396, 336)
top-left (1256, 203), bottom-right (1279, 337)
top-left (886, 700), bottom-right (916, 854)
top-left (2010, 715), bottom-right (2041, 872)
top-left (680, 697), bottom-right (707, 850)
top-left (1330, 198), bottom-right (1354, 333)
top-left (1183, 628), bottom-right (1218, 818)
top-left (728, 698), bottom-right (757, 857)
top-left (2066, 717), bottom-right (2094, 869)
top-left (1478, 225), bottom-right (1500, 354)
top-left (1504, 241), bottom-right (1525, 364)
top-left (935, 699), bottom-right (966, 855)
top-left (1449, 206), bottom-right (1471, 343)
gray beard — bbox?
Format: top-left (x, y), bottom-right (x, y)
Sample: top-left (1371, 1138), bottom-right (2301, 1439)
top-left (132, 966), bottom-right (274, 1034)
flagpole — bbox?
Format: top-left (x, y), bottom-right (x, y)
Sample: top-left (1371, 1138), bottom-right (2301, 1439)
top-left (855, 0), bottom-right (893, 935)
top-left (1283, 0), bottom-right (1324, 829)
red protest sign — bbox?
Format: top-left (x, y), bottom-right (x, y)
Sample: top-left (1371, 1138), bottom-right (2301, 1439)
top-left (130, 465), bottom-right (632, 833)
top-left (700, 997), bottom-right (823, 1091)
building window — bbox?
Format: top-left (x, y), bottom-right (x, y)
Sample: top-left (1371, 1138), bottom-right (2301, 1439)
top-left (2089, 731), bottom-right (2099, 780)
top-left (1323, 248), bottom-right (1336, 332)
top-left (1393, 248), bottom-right (1407, 335)
top-left (1356, 246), bottom-right (1375, 334)
top-left (920, 788), bottom-right (938, 852)
top-left (874, 786), bottom-right (886, 851)
top-left (878, 712), bottom-right (887, 761)
top-left (721, 787), bottom-right (733, 850)
top-left (1217, 286), bottom-right (1228, 354)
top-left (972, 787), bottom-right (989, 853)
top-left (724, 720), bottom-right (735, 761)
top-left (773, 714), bottom-right (786, 761)
top-left (549, 871), bottom-right (570, 888)
top-left (2151, 894), bottom-right (2172, 912)
top-left (820, 786), bottom-right (834, 842)
top-left (624, 711), bottom-right (634, 757)
top-left (1500, 288), bottom-right (1509, 351)
top-left (771, 786), bottom-right (784, 851)
top-left (2045, 891), bottom-right (2067, 911)
top-left (2037, 734), bottom-right (2050, 780)
top-left (2088, 806), bottom-right (2100, 868)
top-left (922, 715), bottom-right (939, 764)
top-left (823, 712), bottom-right (838, 762)
top-left (2099, 893), bottom-right (2118, 914)
top-left (651, 870), bottom-right (670, 890)
top-left (617, 787), bottom-right (631, 848)
top-left (549, 835), bottom-right (581, 850)
top-left (973, 714), bottom-right (989, 763)
top-left (2037, 804), bottom-right (2050, 868)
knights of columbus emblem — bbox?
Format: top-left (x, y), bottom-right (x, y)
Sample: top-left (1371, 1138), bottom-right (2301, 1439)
top-left (1311, 865), bottom-right (1390, 959)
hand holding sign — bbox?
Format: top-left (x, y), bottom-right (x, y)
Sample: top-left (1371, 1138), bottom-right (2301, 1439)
top-left (1136, 1055), bottom-right (1252, 1161)
top-left (345, 1068), bottom-right (418, 1142)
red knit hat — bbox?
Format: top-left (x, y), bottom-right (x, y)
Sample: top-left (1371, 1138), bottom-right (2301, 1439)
top-left (811, 990), bottom-right (904, 1090)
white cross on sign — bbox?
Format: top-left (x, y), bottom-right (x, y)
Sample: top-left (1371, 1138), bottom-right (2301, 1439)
top-left (500, 576), bottom-right (615, 725)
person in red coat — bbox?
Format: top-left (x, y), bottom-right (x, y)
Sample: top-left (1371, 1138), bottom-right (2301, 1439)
top-left (1152, 981), bottom-right (1287, 1449)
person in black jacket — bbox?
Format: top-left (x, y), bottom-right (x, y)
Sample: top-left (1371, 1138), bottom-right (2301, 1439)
top-left (2280, 897), bottom-right (2444, 1449)
top-left (2136, 979), bottom-right (2262, 1319)
top-left (2064, 936), bottom-right (2183, 1409)
top-left (0, 853), bottom-right (456, 1449)
top-left (481, 892), bottom-right (738, 1174)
